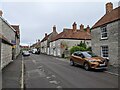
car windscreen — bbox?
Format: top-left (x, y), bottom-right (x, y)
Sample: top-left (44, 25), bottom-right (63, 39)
top-left (82, 52), bottom-right (98, 58)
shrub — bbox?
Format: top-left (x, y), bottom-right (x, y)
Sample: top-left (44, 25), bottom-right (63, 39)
top-left (70, 42), bottom-right (92, 54)
top-left (70, 46), bottom-right (80, 54)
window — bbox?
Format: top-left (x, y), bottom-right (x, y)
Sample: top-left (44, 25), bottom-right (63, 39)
top-left (101, 46), bottom-right (109, 58)
top-left (101, 26), bottom-right (108, 39)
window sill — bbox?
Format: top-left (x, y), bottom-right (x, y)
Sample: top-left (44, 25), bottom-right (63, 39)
top-left (100, 37), bottom-right (108, 40)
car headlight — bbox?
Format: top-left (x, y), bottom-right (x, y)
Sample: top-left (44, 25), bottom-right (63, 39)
top-left (88, 60), bottom-right (96, 62)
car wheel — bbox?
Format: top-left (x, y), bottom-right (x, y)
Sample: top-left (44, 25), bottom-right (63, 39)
top-left (70, 59), bottom-right (74, 66)
top-left (84, 63), bottom-right (90, 71)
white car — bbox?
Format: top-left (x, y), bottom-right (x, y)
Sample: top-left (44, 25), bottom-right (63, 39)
top-left (22, 51), bottom-right (30, 56)
top-left (32, 49), bottom-right (38, 54)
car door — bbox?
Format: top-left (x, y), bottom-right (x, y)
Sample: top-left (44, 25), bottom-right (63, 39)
top-left (79, 53), bottom-right (85, 65)
top-left (76, 53), bottom-right (84, 65)
top-left (71, 53), bottom-right (79, 63)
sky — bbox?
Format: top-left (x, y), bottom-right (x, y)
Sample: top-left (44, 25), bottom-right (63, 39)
top-left (0, 0), bottom-right (119, 46)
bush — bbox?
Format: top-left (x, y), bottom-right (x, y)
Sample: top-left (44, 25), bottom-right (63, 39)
top-left (70, 42), bottom-right (92, 54)
top-left (70, 46), bottom-right (80, 54)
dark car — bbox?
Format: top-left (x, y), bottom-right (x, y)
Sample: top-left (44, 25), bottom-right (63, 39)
top-left (70, 51), bottom-right (109, 70)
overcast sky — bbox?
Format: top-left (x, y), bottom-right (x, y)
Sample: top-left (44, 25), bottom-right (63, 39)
top-left (0, 0), bottom-right (119, 46)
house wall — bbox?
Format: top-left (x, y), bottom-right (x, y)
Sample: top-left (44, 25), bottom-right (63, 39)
top-left (91, 20), bottom-right (119, 66)
top-left (1, 18), bottom-right (15, 43)
top-left (41, 40), bottom-right (47, 54)
top-left (50, 39), bottom-right (91, 57)
top-left (0, 17), bottom-right (15, 69)
top-left (1, 43), bottom-right (13, 69)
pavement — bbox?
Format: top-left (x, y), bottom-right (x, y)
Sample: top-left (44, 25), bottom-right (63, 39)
top-left (2, 54), bottom-right (22, 89)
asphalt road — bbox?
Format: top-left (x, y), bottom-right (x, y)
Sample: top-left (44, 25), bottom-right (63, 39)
top-left (24, 54), bottom-right (118, 88)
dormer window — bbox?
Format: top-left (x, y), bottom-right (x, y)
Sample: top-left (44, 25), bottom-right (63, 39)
top-left (101, 26), bottom-right (108, 39)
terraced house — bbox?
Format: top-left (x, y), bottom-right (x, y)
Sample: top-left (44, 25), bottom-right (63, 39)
top-left (91, 2), bottom-right (119, 66)
top-left (50, 22), bottom-right (91, 57)
top-left (41, 25), bottom-right (58, 54)
top-left (0, 10), bottom-right (20, 69)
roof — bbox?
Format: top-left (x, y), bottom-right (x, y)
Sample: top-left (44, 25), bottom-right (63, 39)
top-left (51, 29), bottom-right (91, 42)
top-left (41, 33), bottom-right (52, 42)
top-left (92, 6), bottom-right (120, 29)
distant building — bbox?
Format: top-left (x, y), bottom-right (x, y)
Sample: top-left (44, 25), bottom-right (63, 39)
top-left (50, 22), bottom-right (91, 57)
top-left (30, 39), bottom-right (41, 50)
top-left (20, 45), bottom-right (29, 50)
top-left (40, 25), bottom-right (58, 54)
top-left (91, 2), bottom-right (120, 66)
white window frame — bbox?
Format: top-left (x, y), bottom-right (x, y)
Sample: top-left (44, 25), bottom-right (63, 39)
top-left (101, 46), bottom-right (109, 59)
top-left (101, 26), bottom-right (108, 39)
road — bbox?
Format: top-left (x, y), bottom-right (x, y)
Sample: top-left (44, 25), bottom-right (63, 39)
top-left (24, 54), bottom-right (118, 88)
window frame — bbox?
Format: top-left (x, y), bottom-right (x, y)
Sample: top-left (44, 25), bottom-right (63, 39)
top-left (101, 25), bottom-right (108, 39)
top-left (101, 45), bottom-right (109, 58)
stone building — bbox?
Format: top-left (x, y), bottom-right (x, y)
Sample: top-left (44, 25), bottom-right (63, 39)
top-left (50, 22), bottom-right (91, 57)
top-left (0, 10), bottom-right (20, 69)
top-left (41, 25), bottom-right (58, 54)
top-left (11, 25), bottom-right (20, 58)
top-left (91, 2), bottom-right (120, 66)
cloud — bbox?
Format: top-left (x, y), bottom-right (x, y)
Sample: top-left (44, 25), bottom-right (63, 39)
top-left (1, 2), bottom-right (118, 45)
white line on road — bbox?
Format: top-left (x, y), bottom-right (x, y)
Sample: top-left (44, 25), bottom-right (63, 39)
top-left (21, 56), bottom-right (24, 90)
top-left (104, 71), bottom-right (118, 76)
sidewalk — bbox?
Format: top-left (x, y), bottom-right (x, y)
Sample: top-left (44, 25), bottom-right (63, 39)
top-left (2, 54), bottom-right (22, 89)
top-left (105, 65), bottom-right (118, 76)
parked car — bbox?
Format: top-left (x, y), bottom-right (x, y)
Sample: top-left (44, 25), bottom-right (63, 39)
top-left (22, 51), bottom-right (30, 56)
top-left (32, 49), bottom-right (38, 54)
top-left (70, 51), bottom-right (109, 70)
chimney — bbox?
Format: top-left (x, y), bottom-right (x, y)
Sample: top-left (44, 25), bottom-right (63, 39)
top-left (45, 33), bottom-right (47, 37)
top-left (0, 10), bottom-right (3, 16)
top-left (106, 2), bottom-right (113, 13)
top-left (53, 25), bottom-right (56, 32)
top-left (86, 25), bottom-right (90, 33)
top-left (80, 24), bottom-right (84, 31)
top-left (72, 22), bottom-right (77, 31)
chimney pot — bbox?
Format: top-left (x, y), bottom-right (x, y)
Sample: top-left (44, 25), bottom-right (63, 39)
top-left (86, 25), bottom-right (90, 33)
top-left (106, 2), bottom-right (113, 13)
top-left (0, 10), bottom-right (3, 16)
top-left (72, 22), bottom-right (77, 31)
top-left (80, 24), bottom-right (84, 31)
top-left (53, 25), bottom-right (56, 32)
top-left (45, 33), bottom-right (47, 37)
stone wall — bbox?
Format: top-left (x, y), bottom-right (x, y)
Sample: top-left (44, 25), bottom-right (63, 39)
top-left (91, 20), bottom-right (119, 66)
top-left (1, 43), bottom-right (13, 69)
top-left (1, 18), bottom-right (15, 42)
top-left (0, 17), bottom-right (16, 69)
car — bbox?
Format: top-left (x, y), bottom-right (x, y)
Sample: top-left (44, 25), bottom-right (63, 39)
top-left (22, 51), bottom-right (30, 56)
top-left (32, 49), bottom-right (38, 54)
top-left (70, 51), bottom-right (109, 70)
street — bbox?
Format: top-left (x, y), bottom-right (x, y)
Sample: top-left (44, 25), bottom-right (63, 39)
top-left (24, 54), bottom-right (118, 88)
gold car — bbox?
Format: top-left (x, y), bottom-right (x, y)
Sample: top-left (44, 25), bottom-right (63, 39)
top-left (70, 51), bottom-right (109, 70)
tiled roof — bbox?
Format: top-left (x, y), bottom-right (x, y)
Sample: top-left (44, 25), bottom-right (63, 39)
top-left (41, 33), bottom-right (52, 42)
top-left (51, 29), bottom-right (91, 42)
top-left (92, 6), bottom-right (120, 29)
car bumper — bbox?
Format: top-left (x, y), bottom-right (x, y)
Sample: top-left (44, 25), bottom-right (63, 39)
top-left (23, 54), bottom-right (30, 56)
